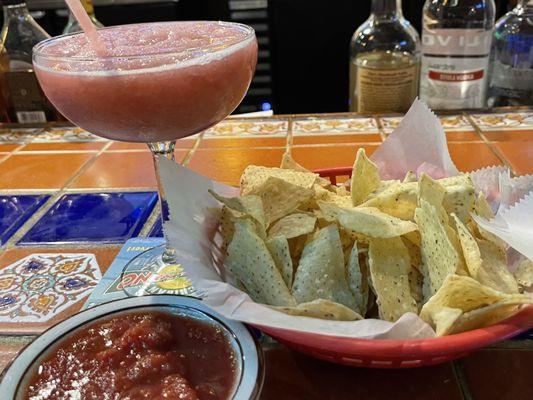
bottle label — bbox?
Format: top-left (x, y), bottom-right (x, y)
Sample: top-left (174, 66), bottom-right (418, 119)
top-left (4, 71), bottom-right (49, 123)
top-left (355, 64), bottom-right (418, 113)
top-left (420, 28), bottom-right (491, 109)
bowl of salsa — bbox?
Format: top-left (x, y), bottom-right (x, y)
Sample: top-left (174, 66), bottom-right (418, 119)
top-left (0, 295), bottom-right (263, 400)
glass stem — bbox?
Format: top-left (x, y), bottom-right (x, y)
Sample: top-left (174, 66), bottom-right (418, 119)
top-left (148, 140), bottom-right (177, 263)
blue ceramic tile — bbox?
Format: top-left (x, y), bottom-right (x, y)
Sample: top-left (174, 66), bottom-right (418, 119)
top-left (148, 217), bottom-right (164, 237)
top-left (19, 192), bottom-right (157, 244)
top-left (0, 195), bottom-right (49, 245)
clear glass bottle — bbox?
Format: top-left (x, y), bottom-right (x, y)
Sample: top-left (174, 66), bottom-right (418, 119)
top-left (420, 0), bottom-right (495, 110)
top-left (349, 0), bottom-right (420, 113)
top-left (63, 0), bottom-right (103, 35)
top-left (488, 0), bottom-right (533, 107)
top-left (0, 0), bottom-right (59, 122)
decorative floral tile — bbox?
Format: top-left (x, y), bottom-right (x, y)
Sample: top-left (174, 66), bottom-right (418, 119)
top-left (33, 127), bottom-right (107, 143)
top-left (19, 192), bottom-right (158, 244)
top-left (470, 112), bottom-right (533, 130)
top-left (0, 128), bottom-right (44, 143)
top-left (0, 253), bottom-right (101, 322)
top-left (0, 195), bottom-right (50, 245)
top-left (292, 117), bottom-right (378, 134)
top-left (380, 115), bottom-right (472, 133)
top-left (204, 119), bottom-right (288, 138)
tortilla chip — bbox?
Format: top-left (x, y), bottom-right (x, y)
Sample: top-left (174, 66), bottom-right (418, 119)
top-left (474, 192), bottom-right (494, 219)
top-left (361, 182), bottom-right (418, 220)
top-left (313, 184), bottom-right (353, 208)
top-left (209, 190), bottom-right (265, 230)
top-left (280, 152), bottom-right (330, 186)
top-left (429, 306), bottom-right (464, 336)
top-left (402, 236), bottom-right (422, 269)
top-left (336, 185), bottom-right (349, 196)
top-left (408, 267), bottom-right (424, 306)
top-left (447, 302), bottom-right (524, 335)
top-left (415, 199), bottom-right (460, 297)
top-left (241, 165), bottom-right (318, 195)
top-left (266, 236), bottom-right (294, 288)
top-left (318, 202), bottom-right (418, 238)
top-left (403, 170), bottom-right (417, 183)
top-left (441, 175), bottom-right (475, 222)
top-left (350, 148), bottom-right (381, 206)
top-left (420, 275), bottom-right (530, 323)
top-left (419, 173), bottom-right (446, 209)
top-left (476, 239), bottom-right (519, 294)
top-left (453, 213), bottom-right (482, 278)
top-left (268, 213), bottom-right (317, 240)
top-left (254, 176), bottom-right (314, 225)
top-left (346, 241), bottom-right (368, 315)
top-left (368, 237), bottom-right (418, 322)
top-left (514, 259), bottom-right (533, 288)
top-left (272, 299), bottom-right (362, 321)
top-left (226, 219), bottom-right (296, 307)
top-left (292, 225), bottom-right (357, 310)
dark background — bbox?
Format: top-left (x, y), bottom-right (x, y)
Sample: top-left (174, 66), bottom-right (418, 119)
top-left (13, 0), bottom-right (514, 114)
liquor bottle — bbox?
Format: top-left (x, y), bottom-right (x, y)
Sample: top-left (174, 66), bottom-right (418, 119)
top-left (0, 0), bottom-right (59, 123)
top-left (349, 0), bottom-right (420, 113)
top-left (63, 0), bottom-right (103, 34)
top-left (420, 0), bottom-right (495, 110)
top-left (488, 0), bottom-right (533, 107)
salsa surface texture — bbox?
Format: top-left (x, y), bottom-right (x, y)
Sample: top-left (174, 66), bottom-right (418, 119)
top-left (24, 310), bottom-right (238, 400)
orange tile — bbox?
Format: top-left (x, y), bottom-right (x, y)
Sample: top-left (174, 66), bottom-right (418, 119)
top-left (493, 141), bottom-right (533, 175)
top-left (448, 143), bottom-right (503, 172)
top-left (20, 141), bottom-right (106, 151)
top-left (199, 136), bottom-right (287, 149)
top-left (0, 246), bottom-right (120, 334)
top-left (483, 129), bottom-right (533, 142)
top-left (108, 137), bottom-right (196, 151)
top-left (70, 151), bottom-right (190, 189)
top-left (187, 148), bottom-right (286, 186)
top-left (0, 153), bottom-right (93, 190)
top-left (292, 133), bottom-right (382, 146)
top-left (445, 130), bottom-right (480, 142)
top-left (0, 143), bottom-right (21, 152)
top-left (291, 144), bottom-right (378, 171)
top-left (0, 339), bottom-right (28, 374)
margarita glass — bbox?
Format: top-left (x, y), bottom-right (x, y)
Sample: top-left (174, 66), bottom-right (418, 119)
top-left (33, 21), bottom-right (257, 295)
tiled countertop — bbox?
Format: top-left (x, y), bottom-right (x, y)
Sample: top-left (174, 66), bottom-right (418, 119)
top-left (0, 108), bottom-right (532, 399)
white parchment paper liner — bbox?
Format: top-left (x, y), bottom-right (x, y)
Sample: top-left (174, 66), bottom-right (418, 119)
top-left (160, 99), bottom-right (533, 339)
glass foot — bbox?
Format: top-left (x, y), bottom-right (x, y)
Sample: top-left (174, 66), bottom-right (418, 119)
top-left (120, 244), bottom-right (197, 297)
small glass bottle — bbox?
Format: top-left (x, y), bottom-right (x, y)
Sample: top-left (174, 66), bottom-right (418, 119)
top-left (420, 0), bottom-right (495, 110)
top-left (488, 0), bottom-right (533, 107)
top-left (63, 0), bottom-right (103, 35)
top-left (0, 0), bottom-right (60, 123)
top-left (349, 0), bottom-right (420, 113)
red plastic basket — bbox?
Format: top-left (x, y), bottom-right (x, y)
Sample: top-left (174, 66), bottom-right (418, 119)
top-left (252, 167), bottom-right (533, 369)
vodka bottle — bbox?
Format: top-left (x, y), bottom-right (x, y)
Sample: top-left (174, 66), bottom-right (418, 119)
top-left (488, 0), bottom-right (533, 107)
top-left (420, 0), bottom-right (495, 110)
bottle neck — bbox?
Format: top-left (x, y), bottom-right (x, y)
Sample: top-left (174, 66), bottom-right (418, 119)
top-left (3, 3), bottom-right (31, 21)
top-left (371, 0), bottom-right (402, 19)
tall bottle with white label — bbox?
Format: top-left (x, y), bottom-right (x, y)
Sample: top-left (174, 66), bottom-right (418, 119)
top-left (420, 0), bottom-right (495, 110)
top-left (349, 0), bottom-right (420, 113)
top-left (488, 0), bottom-right (533, 107)
top-left (0, 0), bottom-right (60, 123)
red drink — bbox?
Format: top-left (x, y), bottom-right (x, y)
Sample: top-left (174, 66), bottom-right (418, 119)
top-left (33, 21), bottom-right (257, 142)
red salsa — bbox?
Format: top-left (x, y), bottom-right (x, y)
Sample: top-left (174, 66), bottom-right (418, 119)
top-left (24, 311), bottom-right (238, 400)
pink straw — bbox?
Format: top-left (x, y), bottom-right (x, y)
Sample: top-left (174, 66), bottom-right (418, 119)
top-left (64, 0), bottom-right (107, 55)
